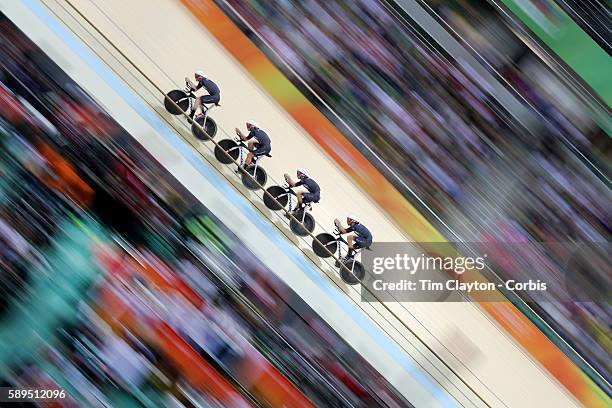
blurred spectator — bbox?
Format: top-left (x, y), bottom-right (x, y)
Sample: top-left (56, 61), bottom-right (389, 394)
top-left (0, 13), bottom-right (410, 407)
top-left (223, 0), bottom-right (611, 381)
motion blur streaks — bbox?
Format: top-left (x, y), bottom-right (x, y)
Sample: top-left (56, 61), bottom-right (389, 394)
top-left (0, 13), bottom-right (410, 407)
top-left (223, 0), bottom-right (610, 383)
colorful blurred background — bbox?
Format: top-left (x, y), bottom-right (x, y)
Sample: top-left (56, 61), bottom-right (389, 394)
top-left (0, 0), bottom-right (609, 407)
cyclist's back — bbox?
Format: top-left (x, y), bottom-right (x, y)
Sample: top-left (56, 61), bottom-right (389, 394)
top-left (196, 77), bottom-right (220, 101)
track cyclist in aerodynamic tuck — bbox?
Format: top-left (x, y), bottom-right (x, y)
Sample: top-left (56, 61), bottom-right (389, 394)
top-left (284, 168), bottom-right (320, 216)
top-left (335, 214), bottom-right (372, 260)
top-left (235, 120), bottom-right (271, 171)
top-left (188, 70), bottom-right (221, 119)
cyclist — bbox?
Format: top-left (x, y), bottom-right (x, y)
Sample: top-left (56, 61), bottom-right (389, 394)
top-left (284, 168), bottom-right (320, 215)
top-left (235, 120), bottom-right (271, 169)
top-left (188, 70), bottom-right (220, 119)
top-left (335, 215), bottom-right (372, 258)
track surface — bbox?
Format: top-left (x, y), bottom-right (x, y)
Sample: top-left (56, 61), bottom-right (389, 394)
top-left (34, 0), bottom-right (580, 406)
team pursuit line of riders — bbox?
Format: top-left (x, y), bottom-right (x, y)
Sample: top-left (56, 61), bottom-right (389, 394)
top-left (164, 71), bottom-right (373, 283)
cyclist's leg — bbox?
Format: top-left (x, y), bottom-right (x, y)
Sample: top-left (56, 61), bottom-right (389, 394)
top-left (247, 143), bottom-right (264, 166)
top-left (348, 235), bottom-right (364, 257)
top-left (200, 94), bottom-right (217, 104)
top-left (252, 143), bottom-right (270, 157)
top-left (245, 141), bottom-right (257, 166)
top-left (298, 191), bottom-right (318, 213)
top-left (245, 152), bottom-right (254, 166)
top-left (293, 192), bottom-right (303, 212)
top-left (199, 94), bottom-right (218, 113)
top-left (291, 191), bottom-right (308, 212)
top-left (190, 96), bottom-right (201, 118)
top-left (347, 234), bottom-right (355, 250)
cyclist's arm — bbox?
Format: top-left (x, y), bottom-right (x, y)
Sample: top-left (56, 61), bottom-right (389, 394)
top-left (235, 128), bottom-right (249, 141)
top-left (284, 174), bottom-right (298, 187)
top-left (334, 219), bottom-right (350, 234)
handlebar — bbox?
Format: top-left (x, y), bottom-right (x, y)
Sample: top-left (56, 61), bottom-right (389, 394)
top-left (334, 219), bottom-right (343, 231)
top-left (235, 138), bottom-right (249, 149)
top-left (279, 183), bottom-right (296, 195)
top-left (184, 78), bottom-right (196, 93)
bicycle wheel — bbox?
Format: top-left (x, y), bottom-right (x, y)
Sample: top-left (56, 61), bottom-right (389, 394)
top-left (164, 90), bottom-right (191, 115)
top-left (263, 186), bottom-right (289, 210)
top-left (214, 139), bottom-right (239, 164)
top-left (340, 259), bottom-right (365, 285)
top-left (242, 165), bottom-right (266, 190)
top-left (290, 211), bottom-right (315, 236)
top-left (312, 233), bottom-right (337, 258)
top-left (192, 116), bottom-right (217, 141)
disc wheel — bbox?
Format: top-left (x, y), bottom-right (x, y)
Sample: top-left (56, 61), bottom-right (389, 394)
top-left (192, 116), bottom-right (217, 141)
top-left (312, 233), bottom-right (337, 258)
top-left (290, 211), bottom-right (315, 236)
top-left (214, 139), bottom-right (239, 164)
top-left (264, 186), bottom-right (288, 210)
top-left (241, 165), bottom-right (267, 190)
top-left (340, 259), bottom-right (365, 285)
top-left (164, 90), bottom-right (190, 115)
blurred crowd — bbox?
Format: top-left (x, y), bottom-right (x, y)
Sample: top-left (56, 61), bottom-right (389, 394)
top-left (223, 0), bottom-right (610, 382)
top-left (0, 13), bottom-right (409, 407)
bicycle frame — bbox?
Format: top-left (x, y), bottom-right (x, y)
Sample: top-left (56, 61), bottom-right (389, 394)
top-left (288, 189), bottom-right (312, 221)
top-left (299, 203), bottom-right (312, 222)
top-left (200, 107), bottom-right (209, 128)
top-left (223, 140), bottom-right (247, 167)
top-left (185, 95), bottom-right (193, 112)
top-left (275, 186), bottom-right (295, 210)
top-left (287, 188), bottom-right (294, 210)
top-left (231, 140), bottom-right (265, 172)
top-left (332, 234), bottom-right (348, 259)
top-left (338, 235), bottom-right (361, 270)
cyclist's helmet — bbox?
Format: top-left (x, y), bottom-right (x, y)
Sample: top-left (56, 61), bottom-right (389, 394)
top-left (195, 70), bottom-right (206, 80)
top-left (246, 120), bottom-right (258, 130)
top-left (346, 214), bottom-right (359, 225)
top-left (297, 168), bottom-right (309, 179)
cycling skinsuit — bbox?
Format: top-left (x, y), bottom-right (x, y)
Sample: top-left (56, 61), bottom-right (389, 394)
top-left (346, 223), bottom-right (372, 249)
top-left (247, 128), bottom-right (271, 157)
top-left (196, 78), bottom-right (221, 105)
top-left (295, 177), bottom-right (320, 204)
